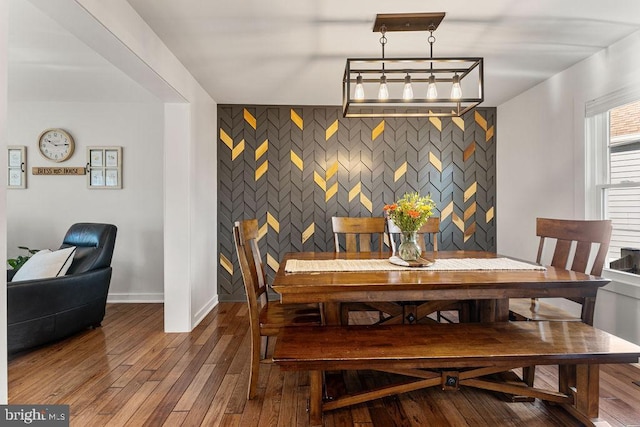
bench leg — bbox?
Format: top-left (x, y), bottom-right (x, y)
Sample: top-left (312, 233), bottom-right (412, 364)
top-left (309, 370), bottom-right (323, 426)
top-left (559, 363), bottom-right (601, 425)
top-left (576, 364), bottom-right (599, 419)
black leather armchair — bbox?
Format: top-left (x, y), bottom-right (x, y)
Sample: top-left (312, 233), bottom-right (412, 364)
top-left (7, 223), bottom-right (117, 353)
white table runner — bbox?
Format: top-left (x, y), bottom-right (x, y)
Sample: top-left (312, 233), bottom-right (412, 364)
top-left (284, 258), bottom-right (546, 273)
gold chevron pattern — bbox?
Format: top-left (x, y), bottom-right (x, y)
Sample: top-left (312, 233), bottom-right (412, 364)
top-left (291, 150), bottom-right (303, 171)
top-left (266, 253), bottom-right (279, 273)
top-left (372, 120), bottom-right (385, 140)
top-left (217, 105), bottom-right (497, 300)
top-left (394, 162), bottom-right (407, 182)
top-left (220, 253), bottom-right (233, 275)
top-left (291, 109), bottom-right (303, 130)
top-left (302, 223), bottom-right (314, 244)
top-left (453, 116), bottom-right (465, 131)
top-left (255, 139), bottom-right (268, 160)
top-left (429, 115), bottom-right (442, 132)
top-left (244, 108), bottom-right (257, 130)
top-left (475, 110), bottom-right (495, 143)
top-left (349, 183), bottom-right (361, 202)
top-left (255, 161), bottom-right (268, 181)
top-left (486, 207), bottom-right (495, 223)
top-left (313, 162), bottom-right (339, 201)
top-left (464, 182), bottom-right (477, 202)
top-left (219, 129), bottom-right (246, 161)
top-left (326, 120), bottom-right (338, 140)
top-left (429, 152), bottom-right (442, 172)
top-left (267, 212), bottom-right (280, 233)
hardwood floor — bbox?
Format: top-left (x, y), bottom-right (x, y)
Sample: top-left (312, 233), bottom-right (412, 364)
top-left (8, 302), bottom-right (640, 426)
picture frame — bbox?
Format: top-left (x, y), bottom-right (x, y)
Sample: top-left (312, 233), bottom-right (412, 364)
top-left (87, 146), bottom-right (122, 189)
top-left (90, 149), bottom-right (104, 167)
top-left (105, 150), bottom-right (118, 167)
top-left (105, 169), bottom-right (119, 187)
top-left (90, 169), bottom-right (105, 187)
top-left (7, 146), bottom-right (26, 189)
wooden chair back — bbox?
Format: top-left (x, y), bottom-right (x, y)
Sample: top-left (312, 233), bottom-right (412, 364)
top-left (233, 219), bottom-right (268, 324)
top-left (536, 217), bottom-right (612, 276)
top-left (535, 217), bottom-right (612, 324)
top-left (331, 217), bottom-right (386, 252)
top-left (387, 217), bottom-right (440, 253)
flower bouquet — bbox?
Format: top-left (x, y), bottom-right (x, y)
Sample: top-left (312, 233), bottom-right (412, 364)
top-left (384, 192), bottom-right (436, 261)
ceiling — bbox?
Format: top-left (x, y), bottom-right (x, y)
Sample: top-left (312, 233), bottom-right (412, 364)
top-left (125, 0), bottom-right (640, 107)
top-left (9, 1), bottom-right (640, 107)
top-left (8, 0), bottom-right (159, 103)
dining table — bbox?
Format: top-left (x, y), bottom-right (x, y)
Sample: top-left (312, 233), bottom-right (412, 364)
top-left (271, 250), bottom-right (610, 326)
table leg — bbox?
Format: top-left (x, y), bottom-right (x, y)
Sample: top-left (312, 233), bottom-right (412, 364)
top-left (309, 370), bottom-right (323, 426)
top-left (476, 299), bottom-right (509, 322)
top-left (322, 302), bottom-right (341, 326)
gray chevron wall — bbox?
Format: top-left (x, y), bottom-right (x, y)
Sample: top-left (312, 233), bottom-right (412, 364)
top-left (218, 105), bottom-right (497, 301)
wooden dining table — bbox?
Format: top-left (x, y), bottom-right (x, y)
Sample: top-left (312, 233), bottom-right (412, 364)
top-left (271, 250), bottom-right (610, 326)
top-left (271, 250), bottom-right (632, 425)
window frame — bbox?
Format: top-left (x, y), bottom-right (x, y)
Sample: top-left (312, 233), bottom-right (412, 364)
top-left (585, 94), bottom-right (640, 279)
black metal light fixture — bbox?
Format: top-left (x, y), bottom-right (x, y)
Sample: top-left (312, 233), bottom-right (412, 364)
top-left (342, 13), bottom-right (484, 118)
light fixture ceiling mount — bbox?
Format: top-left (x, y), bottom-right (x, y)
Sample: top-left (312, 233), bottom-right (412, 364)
top-left (342, 12), bottom-right (484, 118)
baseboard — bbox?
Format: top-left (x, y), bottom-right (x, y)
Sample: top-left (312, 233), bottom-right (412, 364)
top-left (107, 293), bottom-right (164, 303)
top-left (193, 295), bottom-right (219, 328)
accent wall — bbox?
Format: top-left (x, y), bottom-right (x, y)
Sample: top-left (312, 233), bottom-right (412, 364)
top-left (217, 105), bottom-right (497, 301)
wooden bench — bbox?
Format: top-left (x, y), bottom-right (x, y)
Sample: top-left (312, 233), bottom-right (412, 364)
top-left (273, 321), bottom-right (640, 426)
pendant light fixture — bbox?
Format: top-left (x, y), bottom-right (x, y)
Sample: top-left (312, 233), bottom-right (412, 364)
top-left (342, 12), bottom-right (484, 118)
top-left (403, 74), bottom-right (414, 100)
top-left (354, 74), bottom-right (365, 100)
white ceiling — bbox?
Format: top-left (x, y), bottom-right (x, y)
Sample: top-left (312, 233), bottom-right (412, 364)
top-left (7, 0), bottom-right (158, 103)
top-left (125, 0), bottom-right (640, 107)
top-left (9, 0), bottom-right (640, 107)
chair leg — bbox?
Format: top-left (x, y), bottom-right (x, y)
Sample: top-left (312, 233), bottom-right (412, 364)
top-left (261, 336), bottom-right (269, 359)
top-left (248, 334), bottom-right (262, 399)
top-left (522, 366), bottom-right (536, 387)
top-left (340, 304), bottom-right (350, 325)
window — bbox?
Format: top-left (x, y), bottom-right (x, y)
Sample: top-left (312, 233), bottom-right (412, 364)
top-left (587, 98), bottom-right (640, 273)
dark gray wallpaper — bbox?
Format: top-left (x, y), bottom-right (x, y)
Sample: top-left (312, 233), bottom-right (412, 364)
top-left (218, 105), bottom-right (496, 301)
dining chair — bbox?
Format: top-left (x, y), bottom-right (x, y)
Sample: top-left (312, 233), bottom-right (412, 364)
top-left (509, 217), bottom-right (612, 326)
top-left (509, 217), bottom-right (612, 388)
top-left (233, 219), bottom-right (321, 399)
top-left (331, 216), bottom-right (386, 252)
top-left (332, 216), bottom-right (398, 324)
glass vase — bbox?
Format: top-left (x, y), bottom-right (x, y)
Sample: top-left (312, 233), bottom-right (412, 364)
top-left (398, 231), bottom-right (421, 261)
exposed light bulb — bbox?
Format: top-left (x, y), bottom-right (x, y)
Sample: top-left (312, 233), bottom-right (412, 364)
top-left (451, 74), bottom-right (462, 100)
top-left (378, 75), bottom-right (389, 100)
top-left (402, 74), bottom-right (414, 100)
top-left (354, 75), bottom-right (365, 100)
top-left (427, 75), bottom-right (438, 100)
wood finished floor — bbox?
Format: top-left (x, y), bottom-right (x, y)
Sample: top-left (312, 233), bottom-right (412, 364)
top-left (8, 302), bottom-right (640, 426)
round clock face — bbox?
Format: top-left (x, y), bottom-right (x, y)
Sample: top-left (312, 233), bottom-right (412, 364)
top-left (38, 128), bottom-right (75, 162)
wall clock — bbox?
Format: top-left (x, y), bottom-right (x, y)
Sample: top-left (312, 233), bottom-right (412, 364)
top-left (38, 128), bottom-right (75, 162)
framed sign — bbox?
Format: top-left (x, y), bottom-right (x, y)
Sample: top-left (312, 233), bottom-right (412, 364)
top-left (8, 146), bottom-right (26, 189)
top-left (87, 146), bottom-right (122, 189)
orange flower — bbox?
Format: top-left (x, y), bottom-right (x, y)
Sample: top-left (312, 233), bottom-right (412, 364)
top-left (407, 210), bottom-right (420, 218)
top-left (384, 204), bottom-right (397, 211)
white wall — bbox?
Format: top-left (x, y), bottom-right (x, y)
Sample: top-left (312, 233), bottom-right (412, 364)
top-left (2, 0), bottom-right (210, 404)
top-left (7, 101), bottom-right (164, 301)
top-left (56, 0), bottom-right (219, 330)
top-left (497, 30), bottom-right (640, 343)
